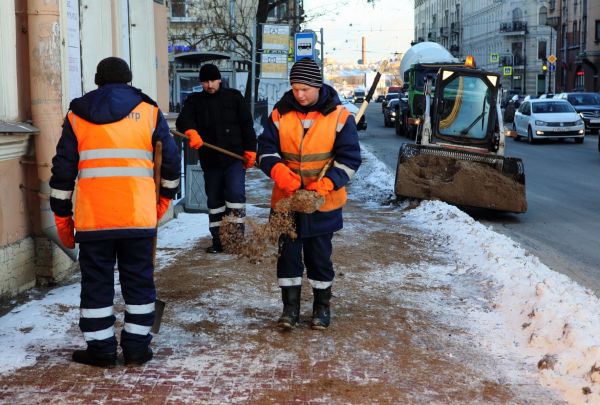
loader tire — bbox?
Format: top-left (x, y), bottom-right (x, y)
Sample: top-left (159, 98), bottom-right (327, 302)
top-left (501, 157), bottom-right (526, 184)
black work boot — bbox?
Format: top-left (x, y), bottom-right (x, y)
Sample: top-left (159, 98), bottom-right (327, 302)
top-left (311, 287), bottom-right (332, 330)
top-left (206, 239), bottom-right (223, 254)
top-left (123, 347), bottom-right (153, 366)
top-left (277, 286), bottom-right (301, 329)
top-left (72, 349), bottom-right (117, 368)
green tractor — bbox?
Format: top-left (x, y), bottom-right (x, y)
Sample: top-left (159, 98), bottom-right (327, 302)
top-left (394, 43), bottom-right (527, 213)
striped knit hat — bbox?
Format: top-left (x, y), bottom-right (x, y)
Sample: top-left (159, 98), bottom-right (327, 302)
top-left (289, 58), bottom-right (323, 88)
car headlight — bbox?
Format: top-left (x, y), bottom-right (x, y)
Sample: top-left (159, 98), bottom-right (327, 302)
top-left (535, 120), bottom-right (548, 126)
top-left (576, 119), bottom-right (584, 125)
top-left (391, 111), bottom-right (396, 116)
top-left (579, 112), bottom-right (585, 118)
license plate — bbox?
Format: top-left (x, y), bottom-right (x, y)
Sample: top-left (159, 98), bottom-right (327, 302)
top-left (590, 119), bottom-right (600, 123)
top-left (554, 127), bottom-right (568, 132)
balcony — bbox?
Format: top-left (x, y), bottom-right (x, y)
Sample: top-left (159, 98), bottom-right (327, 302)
top-left (450, 22), bottom-right (459, 34)
top-left (499, 21), bottom-right (528, 35)
top-left (440, 27), bottom-right (449, 37)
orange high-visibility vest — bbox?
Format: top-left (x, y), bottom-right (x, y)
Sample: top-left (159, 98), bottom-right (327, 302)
top-left (68, 102), bottom-right (158, 235)
top-left (271, 105), bottom-right (350, 212)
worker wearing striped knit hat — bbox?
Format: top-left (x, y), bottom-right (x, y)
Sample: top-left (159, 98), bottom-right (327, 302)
top-left (257, 58), bottom-right (362, 330)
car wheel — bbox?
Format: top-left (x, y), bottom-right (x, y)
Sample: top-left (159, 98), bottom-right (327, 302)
top-left (574, 137), bottom-right (584, 144)
top-left (527, 126), bottom-right (535, 144)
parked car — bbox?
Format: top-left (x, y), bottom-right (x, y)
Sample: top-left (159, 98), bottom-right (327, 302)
top-left (501, 90), bottom-right (521, 108)
top-left (375, 94), bottom-right (385, 103)
top-left (382, 93), bottom-right (399, 112)
top-left (383, 98), bottom-right (399, 127)
top-left (394, 96), bottom-right (410, 136)
top-left (538, 93), bottom-right (555, 99)
top-left (512, 99), bottom-right (585, 143)
top-left (339, 95), bottom-right (367, 131)
top-left (554, 92), bottom-right (600, 133)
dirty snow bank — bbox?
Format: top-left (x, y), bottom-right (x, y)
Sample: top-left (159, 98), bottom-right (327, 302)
top-left (353, 148), bottom-right (600, 404)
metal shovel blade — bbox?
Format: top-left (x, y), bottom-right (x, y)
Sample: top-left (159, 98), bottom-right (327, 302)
top-left (151, 299), bottom-right (166, 334)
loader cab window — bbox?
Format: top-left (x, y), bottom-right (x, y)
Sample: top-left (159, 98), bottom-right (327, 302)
top-left (437, 75), bottom-right (491, 139)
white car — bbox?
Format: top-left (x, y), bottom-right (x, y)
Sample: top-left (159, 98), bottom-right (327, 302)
top-left (512, 99), bottom-right (585, 143)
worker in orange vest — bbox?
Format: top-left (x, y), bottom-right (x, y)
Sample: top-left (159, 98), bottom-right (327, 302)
top-left (257, 58), bottom-right (361, 330)
top-left (49, 57), bottom-right (181, 367)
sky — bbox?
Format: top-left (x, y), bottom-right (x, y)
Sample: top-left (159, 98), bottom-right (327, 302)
top-left (303, 0), bottom-right (415, 64)
top-left (3, 144), bottom-right (600, 403)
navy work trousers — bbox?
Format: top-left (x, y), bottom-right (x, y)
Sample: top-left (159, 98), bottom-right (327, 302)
top-left (204, 161), bottom-right (246, 246)
top-left (78, 237), bottom-right (155, 354)
top-left (277, 233), bottom-right (334, 289)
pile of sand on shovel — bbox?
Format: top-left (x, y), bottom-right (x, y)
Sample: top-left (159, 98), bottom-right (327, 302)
top-left (219, 190), bottom-right (324, 263)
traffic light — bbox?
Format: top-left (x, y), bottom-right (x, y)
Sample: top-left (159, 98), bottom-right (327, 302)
top-left (542, 63), bottom-right (548, 73)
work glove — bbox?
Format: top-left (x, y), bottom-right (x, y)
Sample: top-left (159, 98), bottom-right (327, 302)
top-left (157, 196), bottom-right (171, 221)
top-left (185, 129), bottom-right (204, 149)
top-left (243, 151), bottom-right (256, 169)
top-left (270, 163), bottom-right (301, 195)
top-left (305, 177), bottom-right (335, 196)
top-left (54, 214), bottom-right (75, 249)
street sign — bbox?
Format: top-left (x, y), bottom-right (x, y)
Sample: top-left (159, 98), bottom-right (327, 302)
top-left (490, 53), bottom-right (499, 63)
top-left (294, 32), bottom-right (316, 62)
top-left (549, 64), bottom-right (556, 72)
top-left (262, 24), bottom-right (290, 52)
top-left (261, 53), bottom-right (288, 79)
top-left (503, 66), bottom-right (513, 76)
top-left (547, 54), bottom-right (557, 64)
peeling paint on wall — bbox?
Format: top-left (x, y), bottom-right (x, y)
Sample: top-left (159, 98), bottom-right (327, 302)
top-left (31, 21), bottom-right (61, 90)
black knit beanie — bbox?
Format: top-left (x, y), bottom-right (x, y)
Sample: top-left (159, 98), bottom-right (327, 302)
top-left (289, 58), bottom-right (322, 88)
top-left (199, 64), bottom-right (221, 82)
top-left (94, 57), bottom-right (132, 86)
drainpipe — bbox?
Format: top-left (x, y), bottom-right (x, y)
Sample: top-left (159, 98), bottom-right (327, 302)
top-left (27, 0), bottom-right (78, 261)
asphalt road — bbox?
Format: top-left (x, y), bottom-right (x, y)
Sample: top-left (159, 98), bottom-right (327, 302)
top-left (358, 102), bottom-right (600, 295)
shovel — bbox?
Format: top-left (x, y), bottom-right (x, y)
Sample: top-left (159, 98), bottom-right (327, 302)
top-left (170, 129), bottom-right (257, 167)
top-left (151, 141), bottom-right (166, 334)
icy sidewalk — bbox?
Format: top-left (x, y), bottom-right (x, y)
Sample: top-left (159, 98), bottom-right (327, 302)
top-left (0, 149), bottom-right (597, 404)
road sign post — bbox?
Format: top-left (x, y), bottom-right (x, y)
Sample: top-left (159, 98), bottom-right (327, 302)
top-left (294, 32), bottom-right (316, 62)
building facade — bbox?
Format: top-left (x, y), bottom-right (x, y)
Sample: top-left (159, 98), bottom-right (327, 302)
top-left (0, 0), bottom-right (169, 301)
top-left (414, 0), bottom-right (557, 96)
top-left (548, 0), bottom-right (600, 92)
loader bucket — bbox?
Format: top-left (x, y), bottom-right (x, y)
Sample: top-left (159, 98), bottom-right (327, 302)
top-left (395, 143), bottom-right (527, 213)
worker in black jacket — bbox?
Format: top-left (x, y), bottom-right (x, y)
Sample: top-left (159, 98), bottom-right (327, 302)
top-left (176, 64), bottom-right (257, 253)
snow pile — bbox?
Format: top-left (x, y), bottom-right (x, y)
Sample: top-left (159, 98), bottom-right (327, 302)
top-left (0, 284), bottom-right (80, 373)
top-left (404, 201), bottom-right (600, 403)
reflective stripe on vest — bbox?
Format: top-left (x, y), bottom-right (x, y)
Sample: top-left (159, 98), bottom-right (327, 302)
top-left (68, 102), bottom-right (158, 233)
top-left (271, 105), bottom-right (350, 212)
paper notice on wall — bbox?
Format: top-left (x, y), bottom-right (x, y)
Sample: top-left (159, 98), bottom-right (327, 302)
top-left (66, 0), bottom-right (82, 100)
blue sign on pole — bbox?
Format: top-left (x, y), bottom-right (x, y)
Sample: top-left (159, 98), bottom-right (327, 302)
top-left (294, 32), bottom-right (316, 62)
top-left (549, 64), bottom-right (556, 72)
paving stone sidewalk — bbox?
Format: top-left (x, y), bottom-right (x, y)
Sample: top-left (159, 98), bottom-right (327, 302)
top-left (0, 172), bottom-right (560, 404)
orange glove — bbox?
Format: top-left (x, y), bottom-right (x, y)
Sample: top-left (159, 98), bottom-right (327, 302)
top-left (270, 163), bottom-right (301, 195)
top-left (305, 177), bottom-right (335, 196)
top-left (243, 151), bottom-right (256, 169)
top-left (157, 196), bottom-right (171, 221)
top-left (185, 129), bottom-right (203, 149)
top-left (54, 214), bottom-right (75, 249)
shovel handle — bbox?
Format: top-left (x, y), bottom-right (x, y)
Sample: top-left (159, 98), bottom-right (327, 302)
top-left (170, 129), bottom-right (247, 163)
